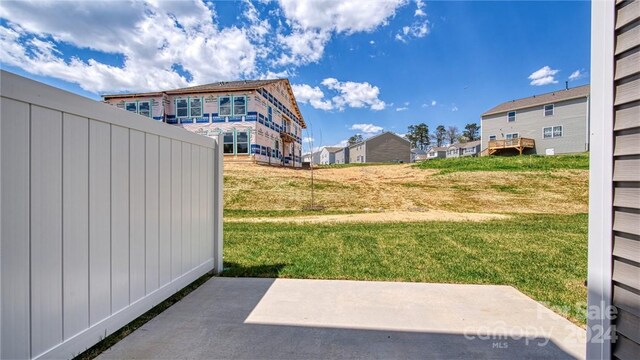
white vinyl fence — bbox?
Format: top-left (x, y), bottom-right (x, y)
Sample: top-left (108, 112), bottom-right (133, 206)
top-left (0, 71), bottom-right (223, 359)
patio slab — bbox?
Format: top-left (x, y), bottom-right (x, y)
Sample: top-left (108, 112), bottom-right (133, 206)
top-left (98, 277), bottom-right (586, 359)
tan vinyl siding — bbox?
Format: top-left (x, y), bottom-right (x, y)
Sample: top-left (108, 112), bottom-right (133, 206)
top-left (612, 2), bottom-right (640, 357)
top-left (365, 133), bottom-right (411, 163)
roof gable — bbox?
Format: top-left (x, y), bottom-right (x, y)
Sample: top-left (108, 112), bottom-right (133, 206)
top-left (482, 84), bottom-right (589, 117)
top-left (348, 131), bottom-right (409, 148)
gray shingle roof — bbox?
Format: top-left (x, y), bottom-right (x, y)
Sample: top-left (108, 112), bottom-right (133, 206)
top-left (482, 84), bottom-right (589, 116)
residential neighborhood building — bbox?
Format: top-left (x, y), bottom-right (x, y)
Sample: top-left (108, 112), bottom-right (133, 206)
top-left (334, 147), bottom-right (350, 164)
top-left (425, 146), bottom-right (447, 159)
top-left (459, 140), bottom-right (482, 157)
top-left (348, 132), bottom-right (411, 163)
top-left (446, 144), bottom-right (460, 158)
top-left (319, 147), bottom-right (343, 164)
top-left (481, 84), bottom-right (590, 156)
top-left (103, 79), bottom-right (306, 167)
top-left (411, 148), bottom-right (428, 162)
top-left (302, 151), bottom-right (321, 165)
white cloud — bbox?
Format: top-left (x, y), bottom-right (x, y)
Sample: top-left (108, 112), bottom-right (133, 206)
top-left (350, 123), bottom-right (383, 134)
top-left (278, 0), bottom-right (406, 34)
top-left (568, 69), bottom-right (584, 81)
top-left (276, 0), bottom-right (407, 66)
top-left (0, 0), bottom-right (262, 93)
top-left (302, 136), bottom-right (315, 144)
top-left (431, 100), bottom-right (437, 106)
top-left (370, 40), bottom-right (375, 44)
top-left (415, 0), bottom-right (426, 17)
top-left (528, 66), bottom-right (559, 86)
top-left (396, 107), bottom-right (409, 111)
top-left (451, 106), bottom-right (459, 112)
top-left (291, 83), bottom-right (333, 110)
top-left (322, 78), bottom-right (386, 111)
top-left (396, 0), bottom-right (429, 43)
top-left (404, 101), bottom-right (410, 106)
top-left (275, 29), bottom-right (331, 66)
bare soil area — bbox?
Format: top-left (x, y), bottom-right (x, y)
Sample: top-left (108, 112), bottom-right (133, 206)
top-left (224, 163), bottom-right (588, 214)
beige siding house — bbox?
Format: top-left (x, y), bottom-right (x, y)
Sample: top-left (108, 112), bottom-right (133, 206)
top-left (103, 79), bottom-right (306, 167)
top-left (425, 146), bottom-right (447, 159)
top-left (348, 132), bottom-right (411, 163)
top-left (446, 144), bottom-right (460, 158)
top-left (459, 140), bottom-right (481, 157)
top-left (334, 147), bottom-right (349, 164)
top-left (481, 85), bottom-right (590, 155)
top-left (319, 147), bottom-right (342, 164)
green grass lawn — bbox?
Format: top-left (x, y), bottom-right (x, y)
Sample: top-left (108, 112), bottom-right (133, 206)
top-left (223, 214), bottom-right (588, 325)
top-left (415, 153), bottom-right (589, 174)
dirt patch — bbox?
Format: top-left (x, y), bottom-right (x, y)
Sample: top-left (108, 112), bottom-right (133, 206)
top-left (223, 163), bottom-right (588, 214)
top-left (225, 210), bottom-right (510, 224)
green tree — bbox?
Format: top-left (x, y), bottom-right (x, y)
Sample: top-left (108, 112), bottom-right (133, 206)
top-left (462, 123), bottom-right (481, 141)
top-left (431, 125), bottom-right (446, 147)
top-left (406, 123), bottom-right (430, 149)
top-left (348, 134), bottom-right (363, 146)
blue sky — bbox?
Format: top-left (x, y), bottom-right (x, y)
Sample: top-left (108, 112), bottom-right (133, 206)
top-left (0, 0), bottom-right (590, 150)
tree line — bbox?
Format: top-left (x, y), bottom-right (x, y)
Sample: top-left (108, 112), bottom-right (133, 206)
top-left (405, 123), bottom-right (480, 150)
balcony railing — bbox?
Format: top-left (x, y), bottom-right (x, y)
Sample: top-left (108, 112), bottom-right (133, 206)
top-left (488, 137), bottom-right (535, 155)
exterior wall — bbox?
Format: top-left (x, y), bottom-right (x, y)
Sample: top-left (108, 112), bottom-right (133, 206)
top-left (335, 148), bottom-right (349, 164)
top-left (588, 1), bottom-right (640, 358)
top-left (349, 143), bottom-right (366, 163)
top-left (481, 97), bottom-right (590, 155)
top-left (460, 144), bottom-right (481, 157)
top-left (319, 148), bottom-right (336, 164)
top-left (365, 133), bottom-right (411, 163)
top-left (104, 80), bottom-right (304, 167)
top-left (446, 146), bottom-right (460, 158)
top-left (0, 71), bottom-right (223, 360)
top-left (426, 150), bottom-right (446, 159)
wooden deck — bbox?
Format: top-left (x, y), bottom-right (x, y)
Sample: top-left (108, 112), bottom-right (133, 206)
top-left (488, 138), bottom-right (535, 155)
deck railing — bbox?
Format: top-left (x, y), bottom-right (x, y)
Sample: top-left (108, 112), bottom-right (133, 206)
top-left (488, 137), bottom-right (535, 149)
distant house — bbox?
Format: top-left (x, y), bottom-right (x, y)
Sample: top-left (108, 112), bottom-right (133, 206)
top-left (446, 144), bottom-right (460, 158)
top-left (425, 146), bottom-right (447, 159)
top-left (481, 84), bottom-right (590, 156)
top-left (302, 151), bottom-right (321, 165)
top-left (411, 148), bottom-right (428, 162)
top-left (103, 78), bottom-right (306, 167)
top-left (319, 146), bottom-right (343, 164)
top-left (459, 140), bottom-right (481, 157)
top-left (348, 132), bottom-right (411, 163)
top-left (335, 147), bottom-right (350, 164)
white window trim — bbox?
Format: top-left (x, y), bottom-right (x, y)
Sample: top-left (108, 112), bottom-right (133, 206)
top-left (507, 111), bottom-right (516, 122)
top-left (544, 103), bottom-right (554, 117)
top-left (189, 97), bottom-right (204, 118)
top-left (219, 96), bottom-right (232, 117)
top-left (232, 95), bottom-right (247, 116)
top-left (505, 132), bottom-right (519, 139)
top-left (489, 135), bottom-right (497, 141)
top-left (542, 125), bottom-right (563, 139)
top-left (137, 100), bottom-right (152, 118)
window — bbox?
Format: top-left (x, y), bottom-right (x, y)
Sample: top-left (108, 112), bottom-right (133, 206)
top-left (219, 96), bottom-right (232, 116)
top-left (126, 101), bottom-right (152, 117)
top-left (489, 135), bottom-right (497, 141)
top-left (236, 132), bottom-right (249, 154)
top-left (125, 102), bottom-right (137, 113)
top-left (553, 126), bottom-right (563, 137)
top-left (190, 98), bottom-right (202, 117)
top-left (544, 104), bottom-right (554, 117)
top-left (508, 111), bottom-right (516, 122)
top-left (506, 133), bottom-right (519, 139)
top-left (543, 126), bottom-right (563, 139)
top-left (268, 106), bottom-right (272, 123)
top-left (233, 96), bottom-right (246, 116)
top-left (223, 132), bottom-right (234, 154)
top-left (138, 101), bottom-right (151, 117)
top-left (176, 99), bottom-right (188, 118)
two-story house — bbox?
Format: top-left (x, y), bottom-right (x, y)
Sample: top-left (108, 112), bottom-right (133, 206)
top-left (103, 79), bottom-right (306, 167)
top-left (481, 85), bottom-right (590, 155)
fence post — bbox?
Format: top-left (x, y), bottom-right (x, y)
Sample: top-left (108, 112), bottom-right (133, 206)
top-left (213, 133), bottom-right (224, 273)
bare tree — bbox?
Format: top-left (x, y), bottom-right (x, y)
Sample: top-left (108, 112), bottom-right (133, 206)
top-left (446, 126), bottom-right (460, 145)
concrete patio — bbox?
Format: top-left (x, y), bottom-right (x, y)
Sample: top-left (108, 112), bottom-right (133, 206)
top-left (98, 278), bottom-right (586, 359)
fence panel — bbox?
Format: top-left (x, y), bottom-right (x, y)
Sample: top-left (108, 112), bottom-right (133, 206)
top-left (0, 70), bottom-right (223, 360)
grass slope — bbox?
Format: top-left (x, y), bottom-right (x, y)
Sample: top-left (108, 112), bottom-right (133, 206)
top-left (415, 153), bottom-right (589, 174)
top-left (223, 214), bottom-right (588, 325)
